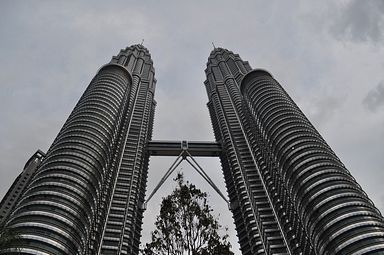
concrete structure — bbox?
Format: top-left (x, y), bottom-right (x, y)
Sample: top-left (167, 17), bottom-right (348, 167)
top-left (1, 46), bottom-right (384, 255)
top-left (205, 47), bottom-right (384, 254)
top-left (2, 45), bottom-right (156, 255)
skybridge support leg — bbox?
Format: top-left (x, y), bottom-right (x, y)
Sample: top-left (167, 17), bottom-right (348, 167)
top-left (142, 145), bottom-right (232, 211)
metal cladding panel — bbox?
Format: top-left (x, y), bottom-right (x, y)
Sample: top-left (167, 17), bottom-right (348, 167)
top-left (205, 48), bottom-right (291, 255)
top-left (241, 71), bottom-right (384, 254)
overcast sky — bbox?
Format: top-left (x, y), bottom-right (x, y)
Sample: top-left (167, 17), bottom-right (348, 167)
top-left (1, 1), bottom-right (384, 254)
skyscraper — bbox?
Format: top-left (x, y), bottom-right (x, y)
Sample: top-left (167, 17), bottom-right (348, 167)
top-left (0, 150), bottom-right (45, 225)
top-left (205, 47), bottom-right (384, 254)
top-left (1, 45), bottom-right (384, 255)
top-left (1, 44), bottom-right (156, 255)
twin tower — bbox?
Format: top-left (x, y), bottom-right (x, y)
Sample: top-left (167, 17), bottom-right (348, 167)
top-left (1, 45), bottom-right (384, 254)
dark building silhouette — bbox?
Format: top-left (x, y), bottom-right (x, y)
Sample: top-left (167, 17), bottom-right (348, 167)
top-left (1, 45), bottom-right (384, 255)
top-left (0, 150), bottom-right (45, 225)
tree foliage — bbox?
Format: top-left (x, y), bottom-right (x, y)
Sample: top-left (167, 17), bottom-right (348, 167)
top-left (142, 173), bottom-right (233, 255)
top-left (0, 222), bottom-right (20, 251)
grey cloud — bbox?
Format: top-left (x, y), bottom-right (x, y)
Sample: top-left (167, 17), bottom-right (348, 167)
top-left (329, 0), bottom-right (384, 42)
top-left (308, 96), bottom-right (343, 127)
top-left (363, 81), bottom-right (384, 112)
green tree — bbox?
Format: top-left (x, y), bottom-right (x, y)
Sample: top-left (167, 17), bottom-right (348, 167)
top-left (142, 173), bottom-right (233, 255)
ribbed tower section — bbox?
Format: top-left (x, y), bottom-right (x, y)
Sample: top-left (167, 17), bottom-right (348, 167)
top-left (99, 45), bottom-right (156, 255)
top-left (205, 48), bottom-right (293, 254)
top-left (2, 45), bottom-right (156, 255)
top-left (240, 70), bottom-right (384, 254)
